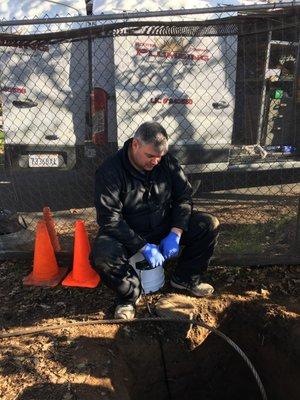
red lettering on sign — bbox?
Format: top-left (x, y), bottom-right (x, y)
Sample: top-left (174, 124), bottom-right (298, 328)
top-left (136, 45), bottom-right (210, 62)
top-left (136, 48), bottom-right (149, 56)
top-left (1, 86), bottom-right (26, 94)
top-left (150, 97), bottom-right (193, 105)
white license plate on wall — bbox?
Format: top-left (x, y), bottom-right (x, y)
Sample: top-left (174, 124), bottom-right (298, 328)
top-left (28, 154), bottom-right (59, 168)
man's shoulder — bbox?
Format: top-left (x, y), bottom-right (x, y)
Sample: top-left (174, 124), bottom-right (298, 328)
top-left (96, 151), bottom-right (123, 178)
top-left (162, 152), bottom-right (180, 169)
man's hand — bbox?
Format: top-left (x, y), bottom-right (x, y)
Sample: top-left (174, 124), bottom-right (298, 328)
top-left (160, 231), bottom-right (181, 260)
top-left (141, 243), bottom-right (165, 269)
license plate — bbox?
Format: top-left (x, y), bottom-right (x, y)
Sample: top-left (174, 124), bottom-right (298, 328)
top-left (28, 154), bottom-right (59, 168)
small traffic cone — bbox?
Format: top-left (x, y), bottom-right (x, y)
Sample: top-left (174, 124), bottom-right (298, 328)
top-left (43, 206), bottom-right (61, 252)
top-left (62, 220), bottom-right (100, 288)
top-left (23, 220), bottom-right (68, 287)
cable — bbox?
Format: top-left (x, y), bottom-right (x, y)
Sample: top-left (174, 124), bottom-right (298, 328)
top-left (146, 299), bottom-right (173, 400)
top-left (156, 323), bottom-right (173, 400)
top-left (0, 316), bottom-right (267, 400)
top-left (39, 0), bottom-right (83, 16)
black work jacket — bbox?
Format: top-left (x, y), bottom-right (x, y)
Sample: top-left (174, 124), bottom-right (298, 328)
top-left (94, 139), bottom-right (193, 256)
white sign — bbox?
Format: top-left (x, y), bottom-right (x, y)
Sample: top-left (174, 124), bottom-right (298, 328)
top-left (114, 34), bottom-right (237, 147)
top-left (28, 154), bottom-right (59, 168)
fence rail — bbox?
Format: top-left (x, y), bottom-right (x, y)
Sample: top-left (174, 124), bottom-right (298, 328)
top-left (1, 1), bottom-right (299, 26)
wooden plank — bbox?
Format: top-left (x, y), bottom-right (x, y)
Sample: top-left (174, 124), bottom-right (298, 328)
top-left (1, 250), bottom-right (300, 267)
top-left (211, 253), bottom-right (300, 267)
top-left (0, 251), bottom-right (72, 264)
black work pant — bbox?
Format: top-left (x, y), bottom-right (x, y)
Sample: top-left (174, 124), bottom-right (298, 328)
top-left (90, 211), bottom-right (219, 304)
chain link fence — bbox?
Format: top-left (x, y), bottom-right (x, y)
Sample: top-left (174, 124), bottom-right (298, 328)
top-left (0, 4), bottom-right (299, 262)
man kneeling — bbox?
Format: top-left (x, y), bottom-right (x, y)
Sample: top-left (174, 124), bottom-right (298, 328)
top-left (91, 122), bottom-right (219, 319)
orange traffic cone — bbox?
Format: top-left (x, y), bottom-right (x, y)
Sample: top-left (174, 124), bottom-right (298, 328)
top-left (43, 206), bottom-right (61, 252)
top-left (23, 220), bottom-right (68, 287)
top-left (62, 220), bottom-right (100, 288)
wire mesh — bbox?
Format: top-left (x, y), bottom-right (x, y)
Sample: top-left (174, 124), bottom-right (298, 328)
top-left (0, 5), bottom-right (299, 258)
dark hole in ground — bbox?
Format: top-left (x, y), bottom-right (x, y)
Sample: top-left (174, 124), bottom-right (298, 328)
top-left (12, 300), bottom-right (300, 400)
top-left (116, 302), bottom-right (299, 400)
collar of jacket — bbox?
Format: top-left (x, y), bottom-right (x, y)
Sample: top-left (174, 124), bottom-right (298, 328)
top-left (119, 138), bottom-right (163, 183)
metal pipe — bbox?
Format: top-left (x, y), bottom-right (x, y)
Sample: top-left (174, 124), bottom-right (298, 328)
top-left (41, 0), bottom-right (83, 16)
top-left (0, 2), bottom-right (299, 27)
top-left (257, 30), bottom-right (272, 145)
top-left (295, 197), bottom-right (300, 252)
top-left (86, 0), bottom-right (94, 141)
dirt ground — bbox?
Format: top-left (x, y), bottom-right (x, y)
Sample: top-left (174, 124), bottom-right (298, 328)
top-left (0, 260), bottom-right (299, 400)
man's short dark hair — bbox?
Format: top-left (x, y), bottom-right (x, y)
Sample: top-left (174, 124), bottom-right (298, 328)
top-left (134, 121), bottom-right (168, 152)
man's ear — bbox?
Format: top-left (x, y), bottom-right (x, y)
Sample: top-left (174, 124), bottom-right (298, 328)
top-left (132, 138), bottom-right (139, 151)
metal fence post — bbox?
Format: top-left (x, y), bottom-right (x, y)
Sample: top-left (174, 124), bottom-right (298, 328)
top-left (295, 197), bottom-right (300, 253)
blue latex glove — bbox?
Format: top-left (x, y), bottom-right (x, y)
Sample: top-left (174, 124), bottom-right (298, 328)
top-left (141, 243), bottom-right (165, 269)
top-left (160, 231), bottom-right (180, 260)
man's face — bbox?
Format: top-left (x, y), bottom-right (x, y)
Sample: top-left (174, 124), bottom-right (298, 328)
top-left (131, 138), bottom-right (167, 171)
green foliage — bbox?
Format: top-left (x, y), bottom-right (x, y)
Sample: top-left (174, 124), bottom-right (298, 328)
top-left (217, 214), bottom-right (295, 255)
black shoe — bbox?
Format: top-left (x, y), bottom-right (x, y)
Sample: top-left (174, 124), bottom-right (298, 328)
top-left (170, 275), bottom-right (214, 297)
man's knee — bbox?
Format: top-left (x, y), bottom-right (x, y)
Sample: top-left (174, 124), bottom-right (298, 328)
top-left (193, 212), bottom-right (220, 235)
top-left (90, 235), bottom-right (141, 297)
top-left (90, 235), bottom-right (126, 268)
top-left (205, 213), bottom-right (220, 232)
